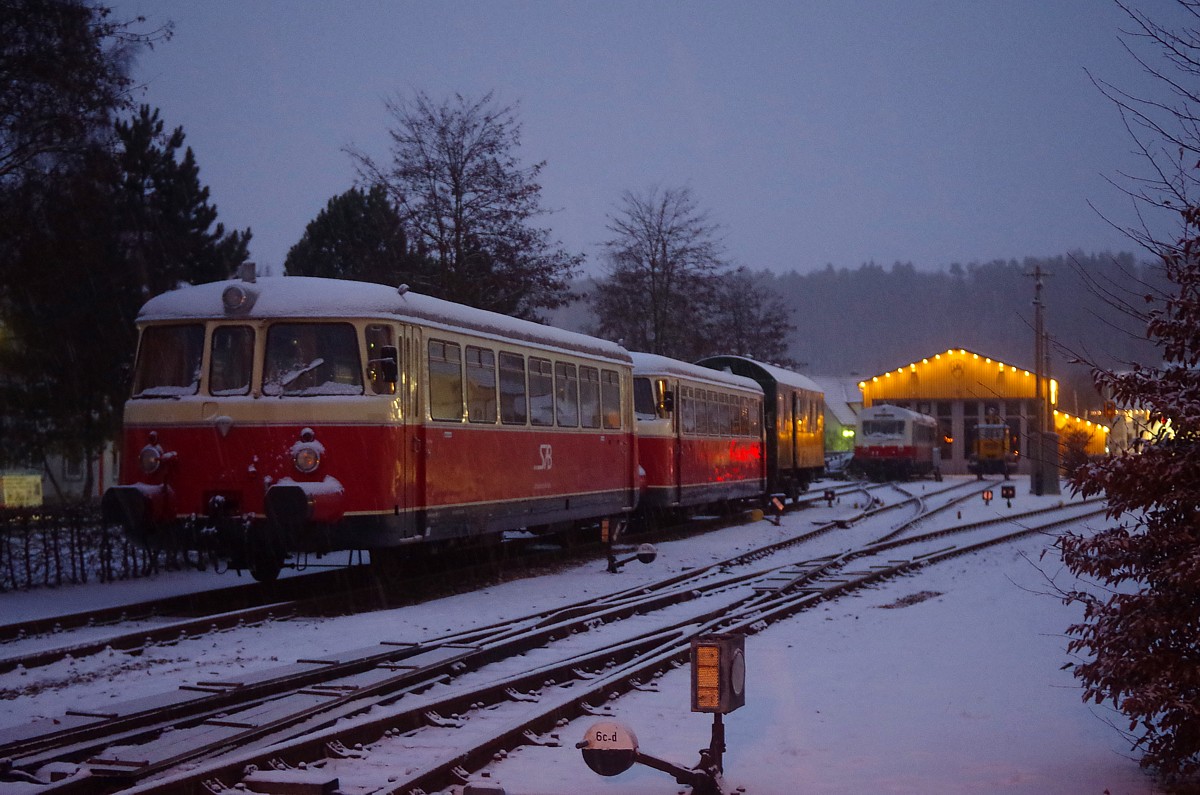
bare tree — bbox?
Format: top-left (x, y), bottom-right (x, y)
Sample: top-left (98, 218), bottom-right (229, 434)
top-left (593, 186), bottom-right (796, 363)
top-left (1057, 2), bottom-right (1200, 786)
top-left (709, 267), bottom-right (798, 366)
top-left (0, 0), bottom-right (169, 184)
top-left (1088, 1), bottom-right (1200, 252)
top-left (592, 185), bottom-right (727, 359)
top-left (346, 91), bottom-right (580, 319)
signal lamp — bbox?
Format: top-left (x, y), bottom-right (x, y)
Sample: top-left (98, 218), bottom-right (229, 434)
top-left (691, 633), bottom-right (746, 714)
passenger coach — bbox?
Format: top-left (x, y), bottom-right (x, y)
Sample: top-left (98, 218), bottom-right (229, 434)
top-left (694, 355), bottom-right (824, 499)
top-left (631, 352), bottom-right (766, 512)
top-left (103, 276), bottom-right (639, 580)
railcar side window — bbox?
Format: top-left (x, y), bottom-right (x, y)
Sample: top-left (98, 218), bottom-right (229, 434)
top-left (427, 339), bottom-right (463, 421)
top-left (681, 386), bottom-right (697, 434)
top-left (601, 370), bottom-right (621, 429)
top-left (555, 362), bottom-right (579, 427)
top-left (579, 366), bottom-right (601, 428)
top-left (499, 352), bottom-right (528, 425)
top-left (209, 326), bottom-right (254, 396)
top-left (132, 324), bottom-right (205, 398)
top-left (365, 324), bottom-right (396, 395)
top-left (734, 397), bottom-right (748, 436)
top-left (529, 357), bottom-right (554, 426)
top-left (466, 346), bottom-right (498, 424)
top-left (703, 391), bottom-right (717, 435)
top-left (263, 323), bottom-right (363, 397)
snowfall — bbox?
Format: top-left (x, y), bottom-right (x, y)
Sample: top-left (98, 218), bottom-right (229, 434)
top-left (0, 475), bottom-right (1159, 795)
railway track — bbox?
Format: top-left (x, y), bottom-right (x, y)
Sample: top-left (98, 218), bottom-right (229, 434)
top-left (0, 482), bottom-right (879, 679)
top-left (0, 480), bottom-right (1100, 794)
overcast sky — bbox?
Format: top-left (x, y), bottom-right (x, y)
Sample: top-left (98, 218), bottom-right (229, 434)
top-left (110, 1), bottom-right (1184, 277)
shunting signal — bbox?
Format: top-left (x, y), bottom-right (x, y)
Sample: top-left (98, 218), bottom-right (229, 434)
top-left (691, 634), bottom-right (746, 714)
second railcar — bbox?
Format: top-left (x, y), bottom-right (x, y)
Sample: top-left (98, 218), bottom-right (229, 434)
top-left (631, 352), bottom-right (766, 512)
top-left (694, 355), bottom-right (824, 500)
top-left (102, 276), bottom-right (639, 580)
top-left (852, 404), bottom-right (939, 480)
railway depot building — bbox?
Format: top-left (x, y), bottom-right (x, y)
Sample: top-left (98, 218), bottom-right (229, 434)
top-left (856, 347), bottom-right (1107, 476)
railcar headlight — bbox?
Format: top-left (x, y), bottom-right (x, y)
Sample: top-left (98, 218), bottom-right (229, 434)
top-left (221, 283), bottom-right (258, 314)
top-left (293, 446), bottom-right (320, 474)
top-left (139, 445), bottom-right (163, 474)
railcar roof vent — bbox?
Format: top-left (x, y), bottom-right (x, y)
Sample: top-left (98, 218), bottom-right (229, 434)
top-left (237, 261), bottom-right (257, 283)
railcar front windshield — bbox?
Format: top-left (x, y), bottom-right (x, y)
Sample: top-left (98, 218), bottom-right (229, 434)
top-left (977, 424), bottom-right (1008, 440)
top-left (633, 377), bottom-right (657, 420)
top-left (862, 419), bottom-right (904, 437)
top-left (263, 322), bottom-right (363, 397)
top-left (132, 324), bottom-right (205, 398)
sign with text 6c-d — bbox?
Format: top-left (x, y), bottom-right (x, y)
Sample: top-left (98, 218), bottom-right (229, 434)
top-left (691, 633), bottom-right (746, 714)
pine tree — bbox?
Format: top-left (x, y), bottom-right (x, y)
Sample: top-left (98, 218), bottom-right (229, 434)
top-left (115, 105), bottom-right (250, 292)
top-left (284, 185), bottom-right (429, 286)
top-left (0, 106), bottom-right (248, 492)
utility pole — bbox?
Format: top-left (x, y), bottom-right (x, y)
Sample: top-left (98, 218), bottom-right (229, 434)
top-left (1028, 265), bottom-right (1060, 495)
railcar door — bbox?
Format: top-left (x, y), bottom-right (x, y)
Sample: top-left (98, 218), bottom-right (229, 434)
top-left (671, 379), bottom-right (684, 506)
top-left (779, 390), bottom-right (795, 475)
top-left (399, 324), bottom-right (423, 537)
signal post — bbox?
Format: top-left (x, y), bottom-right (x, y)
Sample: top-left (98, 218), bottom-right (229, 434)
top-left (579, 633), bottom-right (747, 794)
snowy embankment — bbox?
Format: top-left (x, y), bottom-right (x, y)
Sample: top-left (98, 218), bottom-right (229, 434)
top-left (0, 476), bottom-right (1156, 794)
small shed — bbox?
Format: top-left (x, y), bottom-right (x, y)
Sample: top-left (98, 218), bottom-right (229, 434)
top-left (809, 375), bottom-right (863, 453)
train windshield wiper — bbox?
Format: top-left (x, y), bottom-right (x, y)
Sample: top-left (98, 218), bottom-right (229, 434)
top-left (279, 357), bottom-right (325, 388)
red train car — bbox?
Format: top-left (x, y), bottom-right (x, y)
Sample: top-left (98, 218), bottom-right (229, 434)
top-left (631, 352), bottom-right (766, 512)
top-left (102, 276), bottom-right (638, 580)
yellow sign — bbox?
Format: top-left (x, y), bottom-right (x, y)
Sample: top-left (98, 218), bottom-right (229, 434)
top-left (0, 474), bottom-right (43, 507)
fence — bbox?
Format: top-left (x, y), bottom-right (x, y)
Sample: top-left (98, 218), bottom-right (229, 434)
top-left (0, 505), bottom-right (193, 592)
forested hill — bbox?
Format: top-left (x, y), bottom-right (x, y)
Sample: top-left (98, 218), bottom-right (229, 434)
top-left (557, 251), bottom-right (1164, 412)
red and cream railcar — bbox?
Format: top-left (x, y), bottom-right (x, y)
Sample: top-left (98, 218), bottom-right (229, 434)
top-left (852, 404), bottom-right (939, 480)
top-left (631, 352), bottom-right (766, 511)
top-left (102, 276), bottom-right (638, 580)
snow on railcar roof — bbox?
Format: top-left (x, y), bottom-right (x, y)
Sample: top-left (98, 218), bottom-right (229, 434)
top-left (629, 351), bottom-right (763, 395)
top-left (138, 277), bottom-right (630, 362)
top-left (694, 354), bottom-right (823, 395)
top-left (860, 403), bottom-right (937, 422)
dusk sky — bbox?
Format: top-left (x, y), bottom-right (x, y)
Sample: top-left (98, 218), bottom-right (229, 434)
top-left (111, 1), bottom-right (1184, 277)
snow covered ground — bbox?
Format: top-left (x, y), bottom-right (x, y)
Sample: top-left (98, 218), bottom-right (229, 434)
top-left (0, 476), bottom-right (1158, 794)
